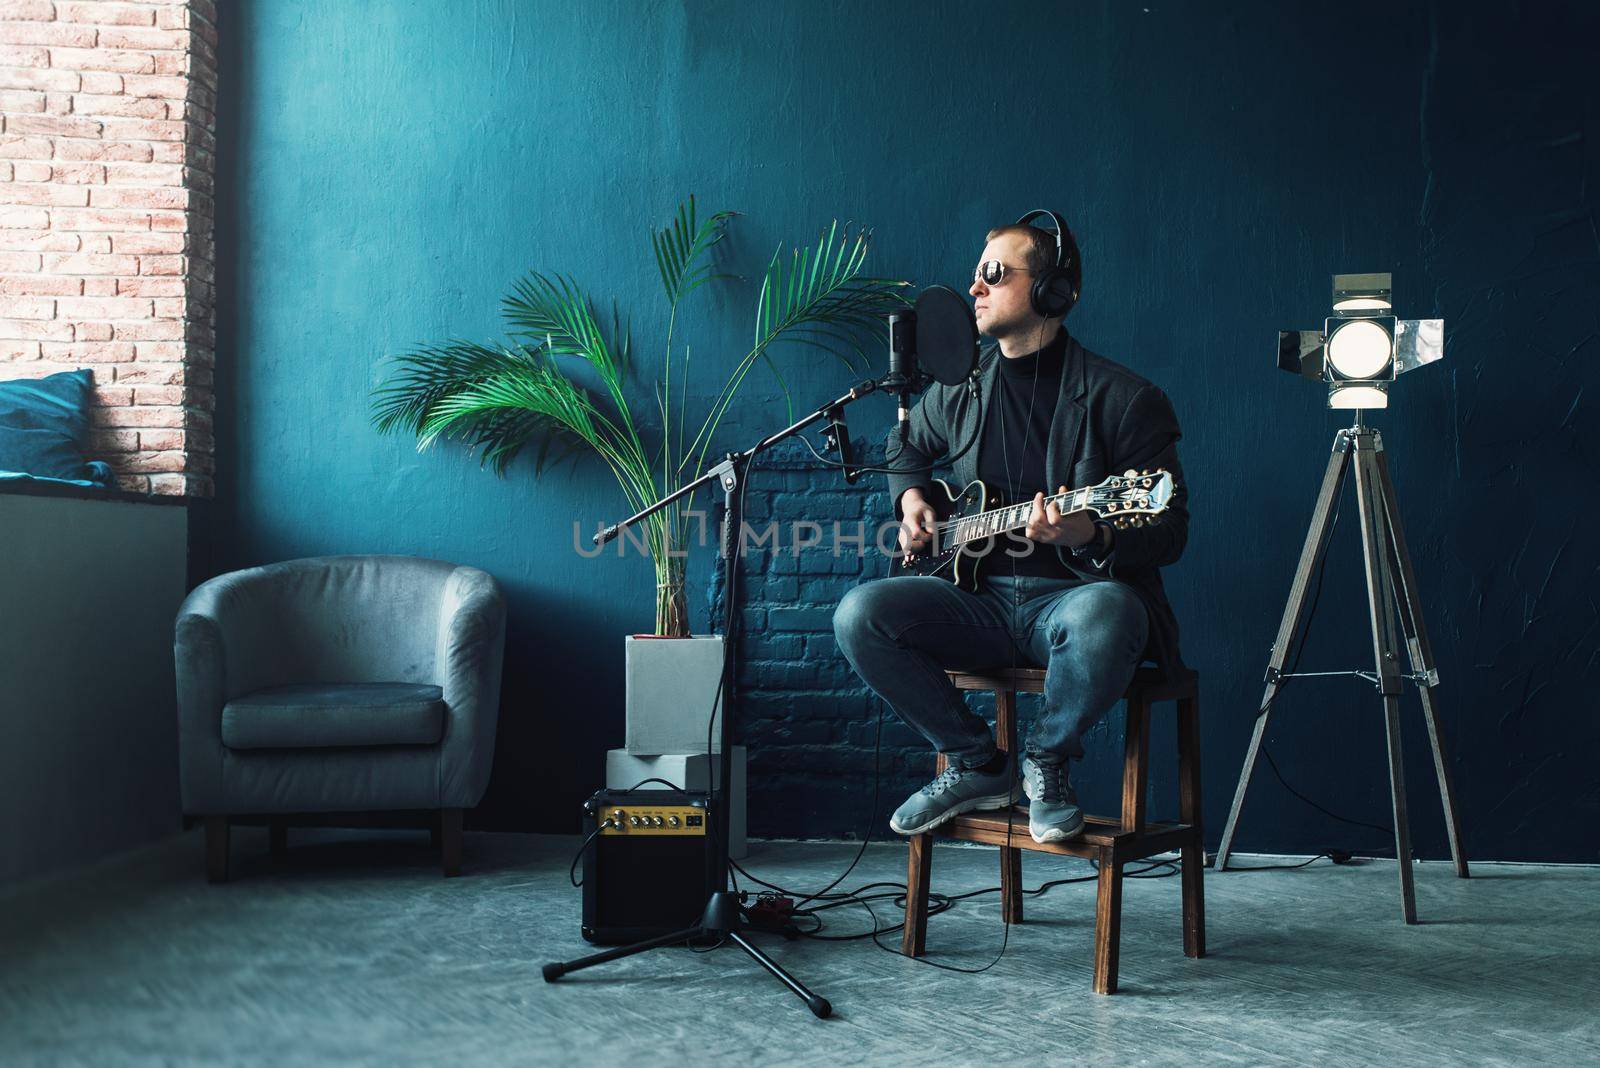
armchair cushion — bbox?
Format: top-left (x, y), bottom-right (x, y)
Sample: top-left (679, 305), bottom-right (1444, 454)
top-left (221, 682), bottom-right (445, 750)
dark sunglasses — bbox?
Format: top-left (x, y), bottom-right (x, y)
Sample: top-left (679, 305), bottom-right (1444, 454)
top-left (973, 260), bottom-right (1035, 286)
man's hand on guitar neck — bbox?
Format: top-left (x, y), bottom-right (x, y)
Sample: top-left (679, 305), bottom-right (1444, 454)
top-left (897, 487), bottom-right (939, 562)
top-left (1026, 486), bottom-right (1099, 549)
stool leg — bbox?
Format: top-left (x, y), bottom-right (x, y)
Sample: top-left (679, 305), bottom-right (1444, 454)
top-left (994, 685), bottom-right (1023, 923)
top-left (1093, 848), bottom-right (1122, 994)
top-left (1121, 695), bottom-right (1150, 833)
top-left (902, 832), bottom-right (933, 957)
top-left (1178, 693), bottom-right (1206, 959)
top-left (1001, 844), bottom-right (1023, 924)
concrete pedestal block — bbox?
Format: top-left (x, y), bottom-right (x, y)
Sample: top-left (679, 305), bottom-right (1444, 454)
top-left (624, 635), bottom-right (725, 754)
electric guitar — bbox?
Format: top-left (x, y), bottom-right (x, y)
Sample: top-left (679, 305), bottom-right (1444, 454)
top-left (900, 469), bottom-right (1173, 592)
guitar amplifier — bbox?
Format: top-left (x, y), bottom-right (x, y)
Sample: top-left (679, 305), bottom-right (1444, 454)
top-left (580, 788), bottom-right (721, 944)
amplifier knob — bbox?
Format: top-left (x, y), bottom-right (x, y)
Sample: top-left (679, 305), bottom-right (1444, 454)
top-left (628, 816), bottom-right (641, 827)
top-left (668, 815), bottom-right (681, 828)
top-left (612, 809), bottom-right (625, 822)
top-left (652, 816), bottom-right (664, 827)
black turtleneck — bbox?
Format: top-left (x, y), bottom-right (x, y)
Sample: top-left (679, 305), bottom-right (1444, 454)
top-left (976, 328), bottom-right (1077, 579)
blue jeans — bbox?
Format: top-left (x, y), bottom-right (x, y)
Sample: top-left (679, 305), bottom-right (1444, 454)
top-left (832, 574), bottom-right (1148, 770)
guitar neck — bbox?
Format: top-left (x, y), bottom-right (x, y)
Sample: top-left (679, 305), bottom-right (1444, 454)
top-left (946, 487), bottom-right (1093, 547)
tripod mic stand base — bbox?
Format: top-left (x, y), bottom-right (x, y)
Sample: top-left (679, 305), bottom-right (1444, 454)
top-left (542, 892), bottom-right (833, 1020)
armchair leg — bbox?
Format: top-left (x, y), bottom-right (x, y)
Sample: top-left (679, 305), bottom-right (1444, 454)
top-left (441, 808), bottom-right (463, 877)
top-left (204, 816), bottom-right (230, 884)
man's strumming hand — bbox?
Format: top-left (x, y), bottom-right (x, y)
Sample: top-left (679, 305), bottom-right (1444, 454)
top-left (898, 487), bottom-right (939, 560)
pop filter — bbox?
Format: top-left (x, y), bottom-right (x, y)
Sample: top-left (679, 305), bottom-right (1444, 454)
top-left (913, 285), bottom-right (979, 386)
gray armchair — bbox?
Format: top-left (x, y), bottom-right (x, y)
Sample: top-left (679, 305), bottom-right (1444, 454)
top-left (175, 555), bottom-right (506, 881)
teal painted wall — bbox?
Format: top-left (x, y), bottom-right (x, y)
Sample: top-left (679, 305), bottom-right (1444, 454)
top-left (213, 1), bottom-right (1598, 860)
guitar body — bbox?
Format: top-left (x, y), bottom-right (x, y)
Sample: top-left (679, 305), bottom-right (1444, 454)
top-left (901, 478), bottom-right (1015, 593)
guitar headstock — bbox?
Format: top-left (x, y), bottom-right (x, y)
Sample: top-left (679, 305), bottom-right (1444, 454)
top-left (1086, 469), bottom-right (1173, 530)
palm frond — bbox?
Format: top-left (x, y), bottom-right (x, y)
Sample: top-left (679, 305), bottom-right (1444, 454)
top-left (754, 222), bottom-right (911, 361)
top-left (651, 195), bottom-right (737, 308)
top-left (375, 206), bottom-right (916, 569)
top-left (371, 341), bottom-right (534, 437)
top-left (683, 222), bottom-right (910, 468)
top-left (502, 272), bottom-right (627, 387)
top-left (421, 355), bottom-right (596, 450)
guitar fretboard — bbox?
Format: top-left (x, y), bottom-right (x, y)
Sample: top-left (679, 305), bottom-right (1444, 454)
top-left (940, 487), bottom-right (1093, 547)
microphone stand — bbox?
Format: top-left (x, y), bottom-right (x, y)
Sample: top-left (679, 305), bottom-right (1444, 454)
top-left (542, 376), bottom-right (882, 1020)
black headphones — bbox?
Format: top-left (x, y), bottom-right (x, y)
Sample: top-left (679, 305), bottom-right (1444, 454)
top-left (1014, 208), bottom-right (1080, 319)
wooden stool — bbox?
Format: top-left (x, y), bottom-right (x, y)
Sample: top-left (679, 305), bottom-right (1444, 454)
top-left (901, 666), bottom-right (1205, 994)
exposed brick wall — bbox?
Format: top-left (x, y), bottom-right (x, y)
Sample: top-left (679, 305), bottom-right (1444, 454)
top-left (708, 437), bottom-right (1144, 838)
top-left (708, 438), bottom-right (986, 838)
top-left (0, 0), bottom-right (216, 496)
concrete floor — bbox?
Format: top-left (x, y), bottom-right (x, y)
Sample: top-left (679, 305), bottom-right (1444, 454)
top-left (0, 830), bottom-right (1595, 1067)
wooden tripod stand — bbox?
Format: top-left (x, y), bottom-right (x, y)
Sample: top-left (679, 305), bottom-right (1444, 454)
top-left (1215, 418), bottom-right (1469, 922)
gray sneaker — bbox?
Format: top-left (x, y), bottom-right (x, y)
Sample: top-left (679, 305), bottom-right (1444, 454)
top-left (1022, 755), bottom-right (1084, 843)
top-left (889, 753), bottom-right (1022, 835)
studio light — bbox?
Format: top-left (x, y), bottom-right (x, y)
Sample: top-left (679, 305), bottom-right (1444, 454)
top-left (1220, 270), bottom-right (1470, 924)
top-left (1276, 272), bottom-right (1442, 410)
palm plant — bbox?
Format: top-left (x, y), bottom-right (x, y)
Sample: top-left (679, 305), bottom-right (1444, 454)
top-left (372, 197), bottom-right (910, 635)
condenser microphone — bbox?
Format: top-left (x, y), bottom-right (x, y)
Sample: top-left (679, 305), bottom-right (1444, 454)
top-left (885, 311), bottom-right (917, 437)
top-left (882, 285), bottom-right (980, 438)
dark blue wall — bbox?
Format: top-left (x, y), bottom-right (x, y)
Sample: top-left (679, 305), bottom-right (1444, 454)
top-left (213, 1), bottom-right (1599, 861)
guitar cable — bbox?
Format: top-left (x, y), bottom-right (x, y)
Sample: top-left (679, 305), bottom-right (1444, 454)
top-left (750, 314), bottom-right (1177, 971)
top-left (732, 307), bottom-right (1088, 972)
top-left (737, 312), bottom-right (1055, 975)
top-left (643, 292), bottom-right (1166, 968)
top-left (720, 462), bottom-right (1177, 963)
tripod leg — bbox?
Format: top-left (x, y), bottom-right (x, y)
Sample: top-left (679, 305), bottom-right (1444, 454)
top-left (1379, 692), bottom-right (1418, 924)
top-left (1178, 693), bottom-right (1206, 958)
top-left (1374, 450), bottom-right (1469, 879)
top-left (542, 925), bottom-right (706, 982)
top-left (1355, 440), bottom-right (1418, 925)
top-left (727, 930), bottom-right (832, 1019)
top-left (1216, 438), bottom-right (1351, 870)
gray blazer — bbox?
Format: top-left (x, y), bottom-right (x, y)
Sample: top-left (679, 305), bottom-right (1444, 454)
top-left (884, 331), bottom-right (1189, 673)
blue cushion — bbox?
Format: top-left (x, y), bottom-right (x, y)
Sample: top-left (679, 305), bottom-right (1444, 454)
top-left (221, 682), bottom-right (447, 750)
top-left (0, 369), bottom-right (108, 484)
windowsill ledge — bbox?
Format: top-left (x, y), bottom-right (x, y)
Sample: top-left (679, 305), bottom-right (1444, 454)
top-left (0, 478), bottom-right (190, 507)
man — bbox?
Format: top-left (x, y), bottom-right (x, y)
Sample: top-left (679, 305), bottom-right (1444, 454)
top-left (832, 218), bottom-right (1188, 844)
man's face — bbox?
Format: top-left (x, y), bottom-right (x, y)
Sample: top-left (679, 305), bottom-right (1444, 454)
top-left (969, 232), bottom-right (1039, 339)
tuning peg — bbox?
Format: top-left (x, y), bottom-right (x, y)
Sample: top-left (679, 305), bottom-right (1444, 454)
top-left (1124, 468), bottom-right (1138, 478)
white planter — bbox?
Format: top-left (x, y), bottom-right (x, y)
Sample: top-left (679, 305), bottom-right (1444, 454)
top-left (624, 634), bottom-right (725, 754)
